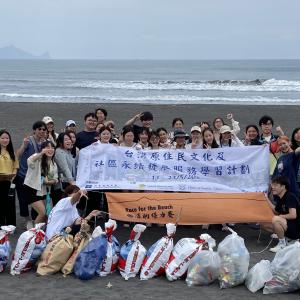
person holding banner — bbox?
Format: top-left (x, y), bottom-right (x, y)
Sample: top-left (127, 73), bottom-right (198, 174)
top-left (263, 176), bottom-right (300, 253)
top-left (186, 126), bottom-right (202, 149)
top-left (119, 126), bottom-right (138, 148)
top-left (137, 127), bottom-right (151, 150)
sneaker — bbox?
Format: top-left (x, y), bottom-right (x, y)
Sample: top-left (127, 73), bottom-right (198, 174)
top-left (269, 242), bottom-right (286, 253)
top-left (202, 224), bottom-right (209, 230)
top-left (26, 220), bottom-right (34, 230)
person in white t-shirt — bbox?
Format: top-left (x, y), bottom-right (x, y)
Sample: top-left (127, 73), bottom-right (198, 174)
top-left (46, 185), bottom-right (100, 241)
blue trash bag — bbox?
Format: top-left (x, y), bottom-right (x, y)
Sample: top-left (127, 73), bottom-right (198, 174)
top-left (74, 234), bottom-right (108, 280)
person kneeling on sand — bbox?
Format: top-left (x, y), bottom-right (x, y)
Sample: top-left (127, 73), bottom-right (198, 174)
top-left (45, 185), bottom-right (101, 241)
top-left (262, 176), bottom-right (300, 253)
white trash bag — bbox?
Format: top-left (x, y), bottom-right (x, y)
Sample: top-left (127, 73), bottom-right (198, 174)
top-left (245, 260), bottom-right (272, 293)
top-left (263, 242), bottom-right (300, 294)
top-left (165, 233), bottom-right (216, 281)
top-left (218, 228), bottom-right (250, 288)
top-left (186, 250), bottom-right (221, 286)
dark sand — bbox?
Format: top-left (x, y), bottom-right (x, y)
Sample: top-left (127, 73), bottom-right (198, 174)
top-left (0, 102), bottom-right (300, 300)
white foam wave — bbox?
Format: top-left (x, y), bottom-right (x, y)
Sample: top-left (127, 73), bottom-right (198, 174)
top-left (0, 92), bottom-right (299, 105)
top-left (69, 79), bottom-right (300, 92)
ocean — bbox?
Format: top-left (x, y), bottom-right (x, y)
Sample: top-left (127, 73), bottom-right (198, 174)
top-left (0, 59), bottom-right (300, 105)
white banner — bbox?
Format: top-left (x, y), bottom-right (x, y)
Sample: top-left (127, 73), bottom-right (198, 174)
top-left (76, 144), bottom-right (269, 193)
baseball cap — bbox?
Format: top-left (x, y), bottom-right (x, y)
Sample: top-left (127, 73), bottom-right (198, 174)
top-left (42, 116), bottom-right (54, 124)
top-left (219, 125), bottom-right (232, 134)
top-left (66, 120), bottom-right (76, 127)
top-left (190, 126), bottom-right (201, 133)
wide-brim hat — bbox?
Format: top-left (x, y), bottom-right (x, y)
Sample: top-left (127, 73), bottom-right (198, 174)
top-left (173, 129), bottom-right (189, 140)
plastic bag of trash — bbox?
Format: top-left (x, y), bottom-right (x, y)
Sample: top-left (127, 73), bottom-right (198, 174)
top-left (96, 219), bottom-right (120, 277)
top-left (186, 250), bottom-right (221, 286)
top-left (165, 233), bottom-right (216, 281)
top-left (140, 223), bottom-right (176, 280)
top-left (245, 260), bottom-right (272, 293)
top-left (263, 242), bottom-right (300, 294)
top-left (119, 224), bottom-right (147, 280)
top-left (73, 233), bottom-right (107, 280)
top-left (0, 225), bottom-right (15, 273)
top-left (11, 223), bottom-right (46, 275)
top-left (218, 229), bottom-right (250, 288)
top-left (36, 232), bottom-right (74, 276)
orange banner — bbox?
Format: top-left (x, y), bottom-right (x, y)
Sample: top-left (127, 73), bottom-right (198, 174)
top-left (106, 192), bottom-right (274, 225)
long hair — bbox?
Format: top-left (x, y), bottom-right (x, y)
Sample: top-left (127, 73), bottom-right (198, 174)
top-left (291, 127), bottom-right (300, 150)
top-left (202, 128), bottom-right (219, 148)
top-left (56, 132), bottom-right (72, 149)
top-left (0, 130), bottom-right (15, 161)
top-left (219, 134), bottom-right (232, 147)
top-left (41, 140), bottom-right (55, 176)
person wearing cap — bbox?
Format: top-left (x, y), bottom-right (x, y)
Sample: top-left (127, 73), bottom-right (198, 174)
top-left (219, 125), bottom-right (244, 148)
top-left (124, 111), bottom-right (153, 143)
top-left (42, 116), bottom-right (59, 146)
top-left (171, 129), bottom-right (189, 149)
top-left (213, 113), bottom-right (240, 145)
top-left (186, 126), bottom-right (202, 149)
top-left (65, 120), bottom-right (77, 133)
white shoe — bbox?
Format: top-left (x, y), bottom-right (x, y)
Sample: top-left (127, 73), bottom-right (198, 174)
top-left (146, 223), bottom-right (152, 228)
top-left (202, 224), bottom-right (209, 230)
top-left (269, 242), bottom-right (286, 253)
top-left (26, 220), bottom-right (34, 230)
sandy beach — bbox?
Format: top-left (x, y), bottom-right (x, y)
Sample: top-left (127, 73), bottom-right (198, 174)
top-left (0, 102), bottom-right (300, 299)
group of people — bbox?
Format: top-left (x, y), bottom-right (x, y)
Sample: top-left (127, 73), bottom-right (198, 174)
top-left (0, 107), bottom-right (300, 252)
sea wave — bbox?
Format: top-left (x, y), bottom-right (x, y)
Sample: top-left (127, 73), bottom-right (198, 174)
top-left (69, 78), bottom-right (300, 92)
top-left (0, 92), bottom-right (299, 105)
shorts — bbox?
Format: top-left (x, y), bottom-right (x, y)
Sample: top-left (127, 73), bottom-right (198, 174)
top-left (286, 221), bottom-right (300, 240)
top-left (24, 185), bottom-right (45, 204)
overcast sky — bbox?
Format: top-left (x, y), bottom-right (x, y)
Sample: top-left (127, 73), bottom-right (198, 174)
top-left (0, 0), bottom-right (300, 59)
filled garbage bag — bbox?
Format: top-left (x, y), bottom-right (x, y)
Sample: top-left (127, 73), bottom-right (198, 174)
top-left (263, 242), bottom-right (300, 294)
top-left (245, 260), bottom-right (272, 293)
top-left (186, 250), bottom-right (221, 286)
top-left (118, 224), bottom-right (147, 280)
top-left (218, 229), bottom-right (250, 288)
top-left (73, 233), bottom-right (107, 280)
top-left (140, 223), bottom-right (176, 280)
top-left (0, 225), bottom-right (15, 273)
top-left (11, 223), bottom-right (46, 275)
top-left (165, 234), bottom-right (216, 281)
top-left (96, 219), bottom-right (120, 277)
top-left (36, 232), bottom-right (74, 275)
top-left (61, 221), bottom-right (91, 276)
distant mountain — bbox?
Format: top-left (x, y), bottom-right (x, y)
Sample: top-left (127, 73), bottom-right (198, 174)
top-left (0, 45), bottom-right (51, 59)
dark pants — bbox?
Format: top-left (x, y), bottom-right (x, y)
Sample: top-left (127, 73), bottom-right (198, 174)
top-left (0, 181), bottom-right (16, 226)
top-left (14, 175), bottom-right (29, 217)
